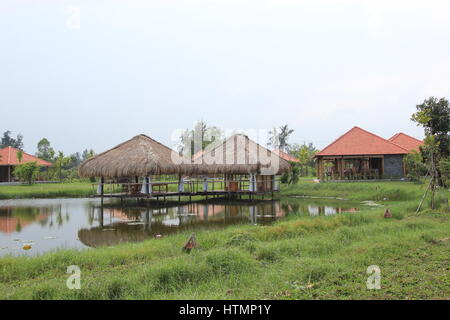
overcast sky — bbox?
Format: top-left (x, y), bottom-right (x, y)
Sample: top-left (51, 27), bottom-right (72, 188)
top-left (1, 0), bottom-right (450, 155)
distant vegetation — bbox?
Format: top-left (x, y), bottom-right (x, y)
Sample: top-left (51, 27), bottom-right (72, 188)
top-left (0, 130), bottom-right (24, 150)
top-left (0, 131), bottom-right (96, 183)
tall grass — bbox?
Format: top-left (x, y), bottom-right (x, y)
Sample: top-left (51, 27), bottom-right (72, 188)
top-left (281, 180), bottom-right (435, 202)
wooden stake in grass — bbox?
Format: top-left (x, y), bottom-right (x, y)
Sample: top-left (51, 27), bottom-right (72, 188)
top-left (183, 233), bottom-right (197, 253)
top-left (384, 209), bottom-right (392, 218)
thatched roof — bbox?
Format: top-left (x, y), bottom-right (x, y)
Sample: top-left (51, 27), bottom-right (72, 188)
top-left (79, 133), bottom-right (290, 178)
top-left (190, 134), bottom-right (291, 175)
top-left (79, 134), bottom-right (184, 177)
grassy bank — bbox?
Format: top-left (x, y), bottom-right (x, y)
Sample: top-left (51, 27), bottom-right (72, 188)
top-left (0, 181), bottom-right (448, 300)
top-left (281, 180), bottom-right (442, 202)
top-left (0, 182), bottom-right (95, 199)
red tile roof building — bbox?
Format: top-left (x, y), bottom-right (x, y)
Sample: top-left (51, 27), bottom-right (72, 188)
top-left (273, 149), bottom-right (300, 163)
top-left (388, 133), bottom-right (423, 152)
top-left (0, 146), bottom-right (52, 182)
top-left (316, 127), bottom-right (409, 156)
top-left (315, 127), bottom-right (422, 180)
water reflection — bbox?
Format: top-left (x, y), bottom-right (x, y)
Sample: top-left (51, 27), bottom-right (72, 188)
top-left (0, 198), bottom-right (359, 255)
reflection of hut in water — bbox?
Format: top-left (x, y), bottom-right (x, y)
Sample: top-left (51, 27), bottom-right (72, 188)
top-left (78, 214), bottom-right (254, 248)
top-left (78, 226), bottom-right (150, 248)
top-left (81, 200), bottom-right (283, 247)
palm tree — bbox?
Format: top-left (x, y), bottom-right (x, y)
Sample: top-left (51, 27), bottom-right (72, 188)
top-left (16, 150), bottom-right (23, 163)
top-left (279, 125), bottom-right (294, 151)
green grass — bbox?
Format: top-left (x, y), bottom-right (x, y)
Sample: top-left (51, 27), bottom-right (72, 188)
top-left (0, 180), bottom-right (448, 300)
top-left (0, 182), bottom-right (96, 199)
top-left (281, 180), bottom-right (432, 201)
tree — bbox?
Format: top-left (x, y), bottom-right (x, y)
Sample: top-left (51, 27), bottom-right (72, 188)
top-left (69, 152), bottom-right (82, 167)
top-left (267, 125), bottom-right (294, 151)
top-left (82, 149), bottom-right (95, 161)
top-left (53, 151), bottom-right (72, 181)
top-left (178, 120), bottom-right (224, 157)
top-left (16, 150), bottom-right (23, 163)
top-left (267, 127), bottom-right (279, 150)
top-left (0, 131), bottom-right (24, 150)
top-left (411, 97), bottom-right (450, 158)
top-left (278, 125), bottom-right (294, 151)
top-left (289, 164), bottom-right (300, 184)
top-left (411, 96), bottom-right (450, 189)
top-left (14, 161), bottom-right (40, 184)
top-left (36, 138), bottom-right (55, 162)
top-left (286, 142), bottom-right (319, 177)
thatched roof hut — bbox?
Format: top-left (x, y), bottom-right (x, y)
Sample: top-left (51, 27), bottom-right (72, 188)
top-left (79, 133), bottom-right (290, 178)
top-left (191, 134), bottom-right (291, 175)
top-left (79, 134), bottom-right (184, 178)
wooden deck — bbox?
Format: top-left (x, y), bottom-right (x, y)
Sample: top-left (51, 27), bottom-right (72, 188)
top-left (93, 189), bottom-right (279, 200)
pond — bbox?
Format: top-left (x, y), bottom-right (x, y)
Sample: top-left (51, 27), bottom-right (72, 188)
top-left (0, 197), bottom-right (361, 256)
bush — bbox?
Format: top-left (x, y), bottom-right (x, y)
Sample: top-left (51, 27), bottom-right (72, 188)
top-left (404, 151), bottom-right (427, 182)
top-left (14, 161), bottom-right (40, 184)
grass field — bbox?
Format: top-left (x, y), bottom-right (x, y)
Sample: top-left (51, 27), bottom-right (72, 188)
top-left (0, 182), bottom-right (95, 199)
top-left (0, 181), bottom-right (448, 300)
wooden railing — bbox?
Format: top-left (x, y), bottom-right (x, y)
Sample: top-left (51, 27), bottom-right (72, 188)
top-left (92, 176), bottom-right (280, 195)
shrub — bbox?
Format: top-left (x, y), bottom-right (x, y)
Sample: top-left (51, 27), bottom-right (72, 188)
top-left (14, 161), bottom-right (40, 184)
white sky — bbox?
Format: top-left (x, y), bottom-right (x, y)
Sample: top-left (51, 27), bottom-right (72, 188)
top-left (1, 0), bottom-right (450, 154)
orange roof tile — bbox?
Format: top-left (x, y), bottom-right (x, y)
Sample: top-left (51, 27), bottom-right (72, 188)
top-left (388, 133), bottom-right (423, 152)
top-left (273, 149), bottom-right (300, 163)
top-left (0, 146), bottom-right (52, 166)
top-left (316, 127), bottom-right (409, 157)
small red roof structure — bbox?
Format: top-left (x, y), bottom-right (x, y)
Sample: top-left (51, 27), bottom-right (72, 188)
top-left (388, 133), bottom-right (423, 152)
top-left (316, 127), bottom-right (409, 157)
top-left (273, 149), bottom-right (300, 163)
top-left (0, 146), bottom-right (52, 166)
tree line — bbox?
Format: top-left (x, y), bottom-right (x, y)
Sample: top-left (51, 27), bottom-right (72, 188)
top-left (0, 132), bottom-right (95, 183)
top-left (177, 121), bottom-right (319, 185)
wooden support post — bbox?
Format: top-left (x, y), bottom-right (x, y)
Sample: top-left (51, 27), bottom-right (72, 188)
top-left (100, 177), bottom-right (104, 196)
top-left (99, 206), bottom-right (104, 228)
top-left (178, 174), bottom-right (181, 202)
